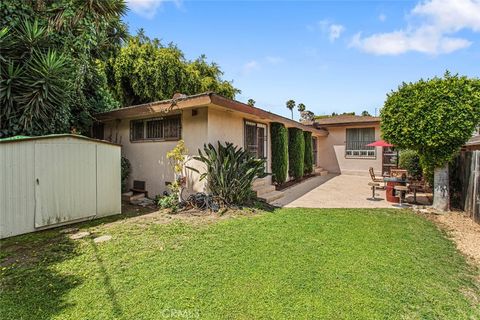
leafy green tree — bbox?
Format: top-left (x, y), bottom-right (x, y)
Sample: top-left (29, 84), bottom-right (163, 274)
top-left (303, 131), bottom-right (313, 175)
top-left (300, 110), bottom-right (315, 122)
top-left (270, 122), bottom-right (288, 184)
top-left (381, 72), bottom-right (480, 211)
top-left (286, 100), bottom-right (296, 120)
top-left (288, 127), bottom-right (305, 179)
top-left (361, 110), bottom-right (371, 116)
top-left (106, 33), bottom-right (240, 107)
top-left (0, 0), bottom-right (126, 137)
top-left (247, 99), bottom-right (256, 107)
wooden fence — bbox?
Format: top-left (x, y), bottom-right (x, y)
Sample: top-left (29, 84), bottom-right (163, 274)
top-left (450, 150), bottom-right (480, 223)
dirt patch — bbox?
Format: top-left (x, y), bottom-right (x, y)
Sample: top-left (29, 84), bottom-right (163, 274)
top-left (426, 211), bottom-right (480, 267)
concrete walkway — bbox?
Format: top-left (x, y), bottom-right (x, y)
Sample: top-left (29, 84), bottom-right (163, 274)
top-left (272, 174), bottom-right (394, 208)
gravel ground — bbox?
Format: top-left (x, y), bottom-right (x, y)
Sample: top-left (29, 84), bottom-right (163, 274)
top-left (430, 211), bottom-right (480, 266)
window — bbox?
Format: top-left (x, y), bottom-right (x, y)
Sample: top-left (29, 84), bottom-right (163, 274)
top-left (244, 121), bottom-right (267, 159)
top-left (130, 115), bottom-right (181, 141)
top-left (345, 127), bottom-right (376, 158)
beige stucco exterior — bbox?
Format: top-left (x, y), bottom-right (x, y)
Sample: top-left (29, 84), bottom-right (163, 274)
top-left (103, 104), bottom-right (299, 197)
top-left (316, 124), bottom-right (383, 176)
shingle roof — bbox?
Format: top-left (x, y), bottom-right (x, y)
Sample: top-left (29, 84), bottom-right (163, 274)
top-left (314, 115), bottom-right (381, 126)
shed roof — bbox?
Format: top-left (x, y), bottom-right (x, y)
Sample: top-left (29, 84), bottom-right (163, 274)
top-left (0, 134), bottom-right (120, 146)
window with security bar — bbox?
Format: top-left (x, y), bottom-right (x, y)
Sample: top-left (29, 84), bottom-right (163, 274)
top-left (345, 127), bottom-right (376, 158)
top-left (244, 121), bottom-right (267, 159)
top-left (130, 115), bottom-right (181, 142)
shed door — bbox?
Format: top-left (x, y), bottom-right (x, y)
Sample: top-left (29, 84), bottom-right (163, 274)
top-left (34, 143), bottom-right (97, 228)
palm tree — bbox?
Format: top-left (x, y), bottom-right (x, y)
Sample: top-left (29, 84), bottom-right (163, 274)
top-left (286, 99), bottom-right (296, 120)
top-left (297, 103), bottom-right (306, 112)
top-left (247, 99), bottom-right (255, 107)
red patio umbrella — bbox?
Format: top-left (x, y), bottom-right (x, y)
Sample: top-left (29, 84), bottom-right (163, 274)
top-left (365, 139), bottom-right (393, 147)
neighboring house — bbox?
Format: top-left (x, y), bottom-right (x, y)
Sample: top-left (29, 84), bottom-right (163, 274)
top-left (305, 115), bottom-right (385, 176)
top-left (95, 92), bottom-right (328, 202)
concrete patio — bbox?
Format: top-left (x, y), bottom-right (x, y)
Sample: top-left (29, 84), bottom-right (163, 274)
top-left (272, 174), bottom-right (431, 208)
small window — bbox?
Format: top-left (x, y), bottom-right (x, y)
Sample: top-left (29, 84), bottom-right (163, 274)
top-left (345, 127), bottom-right (376, 158)
top-left (132, 121), bottom-right (144, 141)
top-left (146, 120), bottom-right (163, 139)
top-left (130, 115), bottom-right (181, 142)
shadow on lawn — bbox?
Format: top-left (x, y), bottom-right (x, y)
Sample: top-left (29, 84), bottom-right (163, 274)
top-left (89, 239), bottom-right (123, 318)
top-left (0, 234), bottom-right (82, 320)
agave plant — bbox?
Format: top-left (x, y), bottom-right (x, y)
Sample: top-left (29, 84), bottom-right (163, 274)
top-left (188, 142), bottom-right (268, 205)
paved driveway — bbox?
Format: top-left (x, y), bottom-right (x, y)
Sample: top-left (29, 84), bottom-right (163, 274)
top-left (272, 174), bottom-right (394, 208)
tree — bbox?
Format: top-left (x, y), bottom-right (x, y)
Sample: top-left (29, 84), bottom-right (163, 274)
top-left (381, 72), bottom-right (480, 211)
top-left (270, 122), bottom-right (288, 184)
top-left (247, 99), bottom-right (255, 107)
top-left (288, 127), bottom-right (305, 179)
top-left (297, 103), bottom-right (306, 112)
top-left (106, 33), bottom-right (240, 107)
top-left (361, 110), bottom-right (371, 116)
top-left (286, 100), bottom-right (296, 120)
top-left (300, 110), bottom-right (315, 122)
top-left (0, 0), bottom-right (126, 137)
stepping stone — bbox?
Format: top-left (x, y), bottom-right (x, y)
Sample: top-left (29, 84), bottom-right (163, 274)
top-left (93, 235), bottom-right (112, 243)
top-left (69, 231), bottom-right (90, 240)
top-left (60, 227), bottom-right (79, 234)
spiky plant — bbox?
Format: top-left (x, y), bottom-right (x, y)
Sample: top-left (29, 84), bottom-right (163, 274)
top-left (189, 142), bottom-right (267, 205)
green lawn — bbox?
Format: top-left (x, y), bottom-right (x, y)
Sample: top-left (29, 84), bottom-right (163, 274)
top-left (1, 208), bottom-right (479, 319)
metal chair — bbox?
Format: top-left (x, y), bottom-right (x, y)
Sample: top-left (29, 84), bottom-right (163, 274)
top-left (393, 185), bottom-right (409, 208)
top-left (368, 182), bottom-right (380, 200)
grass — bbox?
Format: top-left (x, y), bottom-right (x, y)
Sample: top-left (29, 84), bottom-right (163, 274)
top-left (1, 208), bottom-right (479, 319)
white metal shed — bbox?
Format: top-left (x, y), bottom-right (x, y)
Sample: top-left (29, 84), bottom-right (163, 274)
top-left (0, 134), bottom-right (121, 239)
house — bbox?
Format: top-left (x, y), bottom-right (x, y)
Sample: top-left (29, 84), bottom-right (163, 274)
top-left (95, 92), bottom-right (328, 202)
top-left (305, 115), bottom-right (387, 176)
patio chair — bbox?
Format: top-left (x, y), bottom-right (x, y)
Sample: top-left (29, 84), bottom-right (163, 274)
top-left (369, 167), bottom-right (385, 188)
top-left (367, 182), bottom-right (381, 201)
top-left (393, 185), bottom-right (409, 208)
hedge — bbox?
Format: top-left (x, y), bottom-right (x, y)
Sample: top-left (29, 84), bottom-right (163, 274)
top-left (303, 131), bottom-right (313, 175)
top-left (270, 122), bottom-right (288, 184)
top-left (288, 127), bottom-right (305, 179)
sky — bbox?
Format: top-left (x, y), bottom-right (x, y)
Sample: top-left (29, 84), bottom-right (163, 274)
top-left (124, 0), bottom-right (480, 119)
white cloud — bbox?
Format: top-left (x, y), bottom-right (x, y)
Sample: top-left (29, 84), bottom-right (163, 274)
top-left (329, 24), bottom-right (345, 42)
top-left (309, 20), bottom-right (346, 42)
top-left (379, 14), bottom-right (387, 22)
top-left (242, 60), bottom-right (259, 75)
top-left (351, 0), bottom-right (480, 55)
top-left (127, 0), bottom-right (182, 19)
top-left (265, 56), bottom-right (285, 64)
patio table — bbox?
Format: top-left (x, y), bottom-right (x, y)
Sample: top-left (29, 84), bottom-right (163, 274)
top-left (384, 177), bottom-right (408, 203)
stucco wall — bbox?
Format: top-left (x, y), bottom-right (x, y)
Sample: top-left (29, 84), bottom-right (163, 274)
top-left (104, 108), bottom-right (209, 196)
top-left (317, 124), bottom-right (382, 176)
top-left (207, 107), bottom-right (272, 184)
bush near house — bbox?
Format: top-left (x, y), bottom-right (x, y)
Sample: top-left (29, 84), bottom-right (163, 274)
top-left (189, 142), bottom-right (267, 205)
top-left (121, 156), bottom-right (131, 192)
top-left (270, 122), bottom-right (288, 184)
top-left (399, 150), bottom-right (423, 181)
top-left (304, 131), bottom-right (313, 175)
top-left (288, 128), bottom-right (305, 179)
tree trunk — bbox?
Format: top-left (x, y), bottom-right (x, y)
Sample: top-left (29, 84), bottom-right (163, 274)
top-left (432, 164), bottom-right (450, 211)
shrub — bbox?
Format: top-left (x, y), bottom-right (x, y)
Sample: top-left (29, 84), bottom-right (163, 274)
top-left (157, 193), bottom-right (180, 213)
top-left (399, 150), bottom-right (422, 180)
top-left (288, 128), bottom-right (305, 179)
top-left (121, 156), bottom-right (131, 192)
top-left (270, 122), bottom-right (288, 184)
top-left (189, 142), bottom-right (267, 205)
top-left (303, 131), bottom-right (313, 175)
